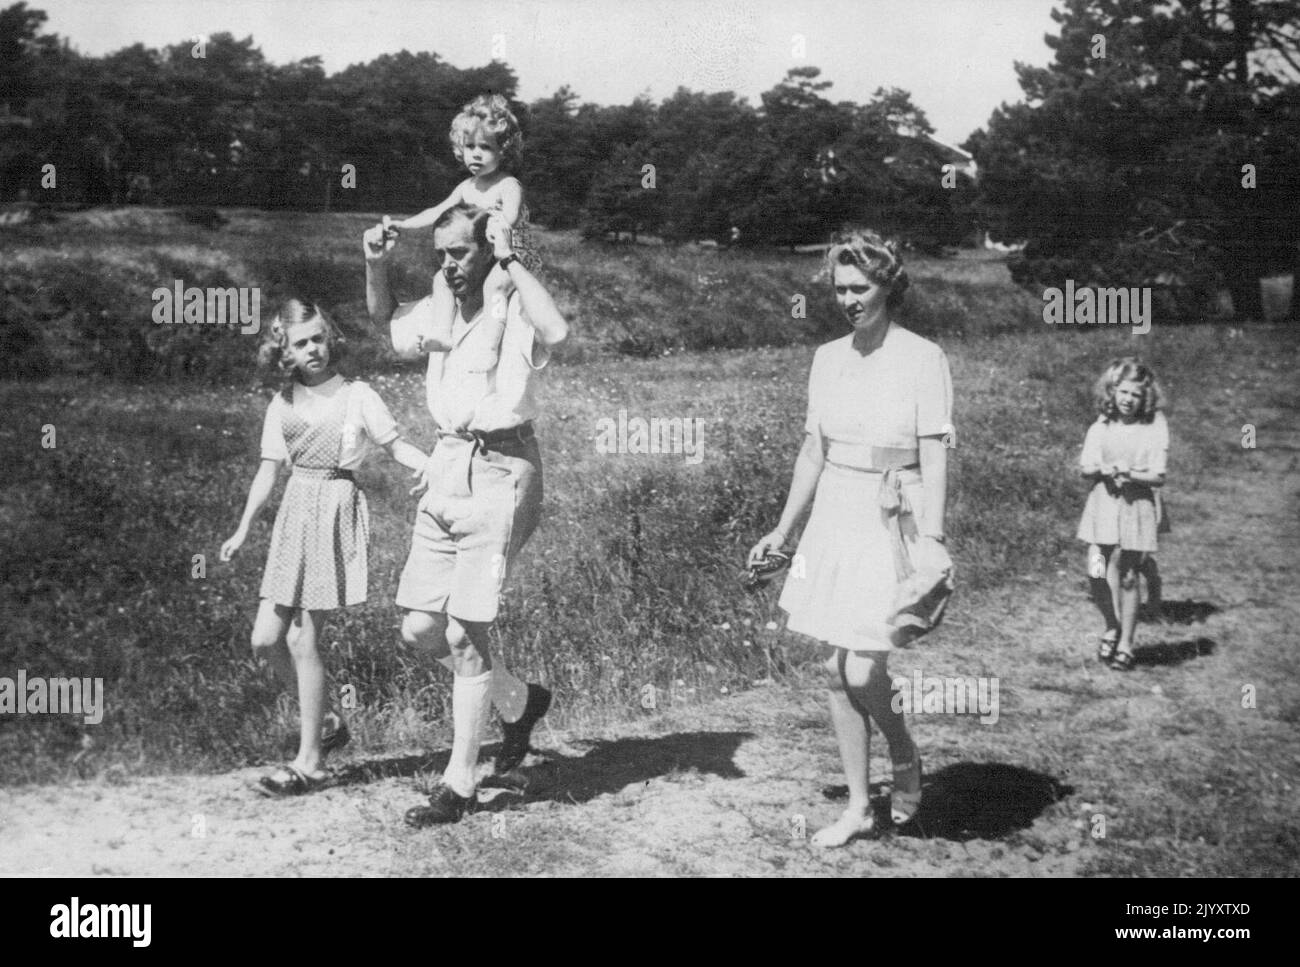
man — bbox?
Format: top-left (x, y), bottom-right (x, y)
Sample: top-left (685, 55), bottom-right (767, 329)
top-left (363, 204), bottom-right (568, 826)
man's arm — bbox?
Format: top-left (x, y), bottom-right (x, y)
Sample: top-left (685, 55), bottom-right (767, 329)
top-left (487, 216), bottom-right (567, 347)
top-left (363, 222), bottom-right (399, 330)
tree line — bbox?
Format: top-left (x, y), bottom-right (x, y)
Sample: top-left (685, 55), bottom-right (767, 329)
top-left (3, 0), bottom-right (1297, 317)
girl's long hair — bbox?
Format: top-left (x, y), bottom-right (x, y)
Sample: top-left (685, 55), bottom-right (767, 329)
top-left (1093, 356), bottom-right (1164, 423)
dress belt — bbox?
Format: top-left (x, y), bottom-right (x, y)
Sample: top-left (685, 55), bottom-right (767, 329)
top-left (291, 467), bottom-right (356, 481)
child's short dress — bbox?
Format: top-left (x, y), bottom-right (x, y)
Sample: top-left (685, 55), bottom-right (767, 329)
top-left (1076, 412), bottom-right (1168, 554)
top-left (778, 325), bottom-right (954, 652)
top-left (259, 375), bottom-right (399, 610)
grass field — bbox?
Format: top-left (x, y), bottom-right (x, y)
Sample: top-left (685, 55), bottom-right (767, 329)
top-left (1, 209), bottom-right (1298, 876)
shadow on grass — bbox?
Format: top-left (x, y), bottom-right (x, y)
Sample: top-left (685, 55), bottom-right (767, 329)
top-left (1149, 600), bottom-right (1220, 625)
top-left (1133, 636), bottom-right (1216, 667)
top-left (828, 761), bottom-right (1073, 841)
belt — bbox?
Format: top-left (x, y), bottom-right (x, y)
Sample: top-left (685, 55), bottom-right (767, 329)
top-left (826, 445), bottom-right (919, 474)
top-left (434, 422), bottom-right (535, 495)
top-left (435, 422), bottom-right (535, 451)
top-left (291, 467), bottom-right (356, 481)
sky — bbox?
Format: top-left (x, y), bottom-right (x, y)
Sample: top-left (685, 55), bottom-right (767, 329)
top-left (34, 0), bottom-right (1063, 145)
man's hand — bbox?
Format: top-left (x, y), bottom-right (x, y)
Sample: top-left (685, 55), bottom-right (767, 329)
top-left (363, 218), bottom-right (399, 262)
top-left (485, 213), bottom-right (515, 261)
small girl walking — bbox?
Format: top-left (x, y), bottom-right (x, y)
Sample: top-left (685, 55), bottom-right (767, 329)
top-left (1077, 357), bottom-right (1169, 671)
top-left (385, 93), bottom-right (542, 354)
top-left (221, 299), bottom-right (428, 794)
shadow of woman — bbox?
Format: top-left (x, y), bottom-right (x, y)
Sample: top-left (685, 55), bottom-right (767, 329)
top-left (822, 762), bottom-right (1072, 841)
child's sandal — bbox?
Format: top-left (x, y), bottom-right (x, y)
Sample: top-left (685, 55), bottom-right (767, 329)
top-left (890, 755), bottom-right (923, 826)
top-left (1097, 630), bottom-right (1119, 662)
top-left (1110, 650), bottom-right (1135, 672)
top-left (257, 764), bottom-right (326, 797)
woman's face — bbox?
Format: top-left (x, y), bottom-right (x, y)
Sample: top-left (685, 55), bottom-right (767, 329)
top-left (833, 261), bottom-right (891, 328)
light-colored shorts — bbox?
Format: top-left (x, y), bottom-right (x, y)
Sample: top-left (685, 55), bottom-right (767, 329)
top-left (395, 433), bottom-right (543, 623)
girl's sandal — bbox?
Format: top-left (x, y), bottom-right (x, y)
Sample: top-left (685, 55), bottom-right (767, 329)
top-left (1097, 630), bottom-right (1119, 662)
top-left (1110, 650), bottom-right (1136, 672)
top-left (257, 764), bottom-right (326, 797)
top-left (891, 755), bottom-right (923, 826)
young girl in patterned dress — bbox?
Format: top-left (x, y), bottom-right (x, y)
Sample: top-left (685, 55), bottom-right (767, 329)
top-left (1077, 357), bottom-right (1169, 671)
top-left (221, 300), bottom-right (428, 794)
top-left (384, 94), bottom-right (542, 356)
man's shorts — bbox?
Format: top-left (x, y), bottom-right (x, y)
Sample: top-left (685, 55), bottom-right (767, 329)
top-left (395, 433), bottom-right (543, 623)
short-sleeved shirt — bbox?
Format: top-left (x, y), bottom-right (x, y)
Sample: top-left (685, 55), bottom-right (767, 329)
top-left (1079, 411), bottom-right (1168, 476)
top-left (389, 291), bottom-right (549, 432)
top-left (260, 375), bottom-right (399, 470)
top-left (806, 324), bottom-right (954, 468)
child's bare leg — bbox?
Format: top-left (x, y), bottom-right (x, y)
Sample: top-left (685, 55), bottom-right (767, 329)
top-left (1117, 552), bottom-right (1143, 655)
top-left (420, 271), bottom-right (456, 353)
top-left (288, 609), bottom-right (329, 776)
top-left (1141, 556), bottom-right (1162, 617)
top-left (250, 599), bottom-right (296, 693)
top-left (484, 263), bottom-right (514, 333)
top-left (1090, 544), bottom-right (1121, 635)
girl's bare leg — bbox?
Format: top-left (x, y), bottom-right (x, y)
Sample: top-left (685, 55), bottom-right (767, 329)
top-left (250, 599), bottom-right (296, 693)
top-left (1116, 552), bottom-right (1143, 656)
top-left (287, 609), bottom-right (329, 776)
top-left (1098, 544), bottom-right (1122, 634)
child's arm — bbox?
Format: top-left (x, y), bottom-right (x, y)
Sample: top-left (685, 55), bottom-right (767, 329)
top-left (220, 458), bottom-right (283, 560)
top-left (384, 437), bottom-right (432, 495)
top-left (393, 183), bottom-right (464, 232)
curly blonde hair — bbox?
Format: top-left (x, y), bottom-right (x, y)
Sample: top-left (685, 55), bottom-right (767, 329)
top-left (257, 298), bottom-right (346, 375)
top-left (449, 93), bottom-right (523, 170)
top-left (824, 227), bottom-right (910, 310)
top-left (1093, 356), bottom-right (1164, 423)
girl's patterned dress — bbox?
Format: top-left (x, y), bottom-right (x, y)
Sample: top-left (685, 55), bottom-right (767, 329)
top-left (260, 382), bottom-right (370, 609)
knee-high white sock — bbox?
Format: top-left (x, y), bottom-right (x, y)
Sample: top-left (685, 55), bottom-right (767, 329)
top-left (443, 670), bottom-right (492, 797)
top-left (438, 654), bottom-right (526, 722)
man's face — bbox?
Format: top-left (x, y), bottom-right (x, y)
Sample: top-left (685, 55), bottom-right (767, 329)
top-left (432, 217), bottom-right (490, 301)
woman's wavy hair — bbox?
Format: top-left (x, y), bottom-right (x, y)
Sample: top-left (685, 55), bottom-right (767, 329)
top-left (257, 298), bottom-right (346, 376)
top-left (449, 93), bottom-right (524, 170)
top-left (822, 227), bottom-right (910, 310)
top-left (1093, 356), bottom-right (1164, 423)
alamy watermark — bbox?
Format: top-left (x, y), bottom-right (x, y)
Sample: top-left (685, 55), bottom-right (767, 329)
top-left (1042, 281), bottom-right (1150, 334)
top-left (595, 409), bottom-right (705, 465)
top-left (152, 280), bottom-right (261, 334)
top-left (891, 669), bottom-right (999, 725)
top-left (1, 670), bottom-right (104, 725)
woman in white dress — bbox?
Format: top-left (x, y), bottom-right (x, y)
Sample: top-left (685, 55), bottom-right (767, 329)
top-left (749, 229), bottom-right (954, 847)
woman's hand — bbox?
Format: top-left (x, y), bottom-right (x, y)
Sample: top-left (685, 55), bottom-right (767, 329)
top-left (219, 528), bottom-right (247, 562)
top-left (748, 530), bottom-right (788, 568)
top-left (914, 534), bottom-right (953, 574)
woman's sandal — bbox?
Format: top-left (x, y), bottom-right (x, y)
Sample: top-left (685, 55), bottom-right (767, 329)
top-left (1110, 649), bottom-right (1135, 672)
top-left (891, 755), bottom-right (923, 826)
top-left (1097, 630), bottom-right (1119, 662)
top-left (257, 764), bottom-right (327, 797)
